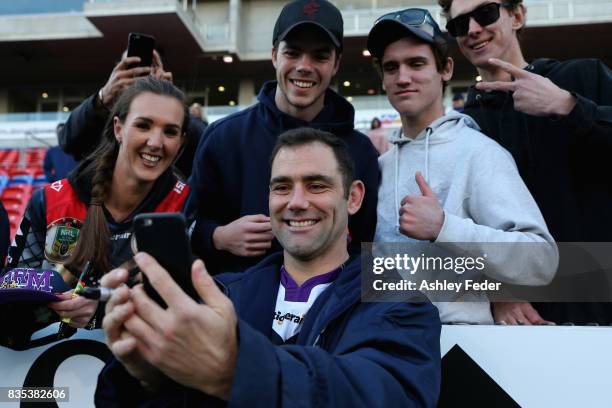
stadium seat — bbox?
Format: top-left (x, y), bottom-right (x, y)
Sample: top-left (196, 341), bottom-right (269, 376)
top-left (25, 148), bottom-right (47, 165)
top-left (0, 149), bottom-right (20, 168)
top-left (0, 174), bottom-right (8, 193)
top-left (2, 186), bottom-right (32, 201)
top-left (3, 199), bottom-right (25, 214)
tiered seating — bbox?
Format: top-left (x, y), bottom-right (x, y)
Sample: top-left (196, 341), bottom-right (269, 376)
top-left (0, 149), bottom-right (20, 169)
top-left (0, 148), bottom-right (49, 240)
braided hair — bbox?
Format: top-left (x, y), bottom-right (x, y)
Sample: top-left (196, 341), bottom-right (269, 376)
top-left (64, 76), bottom-right (189, 276)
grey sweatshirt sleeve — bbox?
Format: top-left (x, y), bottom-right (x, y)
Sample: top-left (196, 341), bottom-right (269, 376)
top-left (434, 144), bottom-right (558, 286)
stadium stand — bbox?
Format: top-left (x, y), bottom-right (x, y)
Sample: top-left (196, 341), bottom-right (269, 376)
top-left (0, 148), bottom-right (48, 240)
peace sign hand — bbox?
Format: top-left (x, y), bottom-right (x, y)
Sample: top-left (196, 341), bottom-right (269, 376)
top-left (475, 58), bottom-right (576, 117)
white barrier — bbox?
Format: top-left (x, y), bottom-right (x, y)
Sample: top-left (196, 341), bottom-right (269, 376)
top-left (441, 325), bottom-right (612, 407)
top-left (0, 324), bottom-right (106, 407)
top-left (1, 325), bottom-right (612, 407)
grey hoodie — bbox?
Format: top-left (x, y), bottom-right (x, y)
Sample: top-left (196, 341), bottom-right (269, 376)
top-left (374, 112), bottom-right (558, 324)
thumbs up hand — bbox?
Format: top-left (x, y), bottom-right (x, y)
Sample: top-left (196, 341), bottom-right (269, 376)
top-left (398, 172), bottom-right (444, 241)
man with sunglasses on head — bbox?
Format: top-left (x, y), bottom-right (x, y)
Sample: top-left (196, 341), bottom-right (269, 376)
top-left (440, 0), bottom-right (612, 325)
top-left (367, 9), bottom-right (557, 324)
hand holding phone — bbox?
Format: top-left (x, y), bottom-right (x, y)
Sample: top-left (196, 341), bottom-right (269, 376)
top-left (127, 33), bottom-right (155, 68)
top-left (132, 213), bottom-right (198, 307)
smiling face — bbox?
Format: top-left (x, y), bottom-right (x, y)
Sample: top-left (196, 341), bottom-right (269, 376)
top-left (113, 92), bottom-right (184, 187)
top-left (269, 142), bottom-right (362, 263)
top-left (381, 36), bottom-right (452, 126)
top-left (272, 25), bottom-right (341, 122)
top-left (449, 0), bottom-right (524, 70)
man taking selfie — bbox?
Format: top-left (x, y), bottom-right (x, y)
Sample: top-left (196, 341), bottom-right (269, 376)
top-left (96, 128), bottom-right (441, 407)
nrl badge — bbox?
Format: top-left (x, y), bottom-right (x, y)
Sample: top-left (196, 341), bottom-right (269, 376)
top-left (44, 217), bottom-right (83, 263)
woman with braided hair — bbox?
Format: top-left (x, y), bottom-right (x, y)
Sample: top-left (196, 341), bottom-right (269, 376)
top-left (4, 76), bottom-right (191, 332)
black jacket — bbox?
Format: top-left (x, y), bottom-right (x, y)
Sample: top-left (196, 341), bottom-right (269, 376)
top-left (189, 81), bottom-right (381, 274)
top-left (59, 93), bottom-right (206, 179)
top-left (0, 202), bottom-right (8, 266)
top-left (464, 58), bottom-right (612, 324)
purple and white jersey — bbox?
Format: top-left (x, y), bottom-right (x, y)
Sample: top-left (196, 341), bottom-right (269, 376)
top-left (271, 265), bottom-right (341, 344)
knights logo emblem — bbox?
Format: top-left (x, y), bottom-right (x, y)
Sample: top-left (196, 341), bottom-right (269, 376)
top-left (44, 217), bottom-right (83, 263)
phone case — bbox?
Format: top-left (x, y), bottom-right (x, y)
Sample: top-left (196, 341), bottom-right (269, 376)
top-left (127, 32), bottom-right (155, 67)
top-left (132, 213), bottom-right (196, 306)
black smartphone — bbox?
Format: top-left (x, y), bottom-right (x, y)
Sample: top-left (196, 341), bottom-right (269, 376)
top-left (127, 32), bottom-right (155, 67)
top-left (132, 213), bottom-right (197, 307)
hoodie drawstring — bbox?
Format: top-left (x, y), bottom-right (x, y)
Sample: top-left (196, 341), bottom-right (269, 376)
top-left (424, 127), bottom-right (432, 184)
top-left (393, 127), bottom-right (432, 229)
top-left (394, 145), bottom-right (400, 228)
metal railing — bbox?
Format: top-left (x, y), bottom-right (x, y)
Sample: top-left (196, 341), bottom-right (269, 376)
top-left (86, 0), bottom-right (198, 13)
top-left (202, 23), bottom-right (230, 42)
top-left (87, 0), bottom-right (178, 5)
top-left (340, 0), bottom-right (612, 35)
top-left (0, 113), bottom-right (70, 123)
top-left (524, 0), bottom-right (612, 25)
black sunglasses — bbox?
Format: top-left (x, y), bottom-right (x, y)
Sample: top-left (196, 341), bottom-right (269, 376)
top-left (445, 2), bottom-right (510, 37)
top-left (375, 8), bottom-right (438, 38)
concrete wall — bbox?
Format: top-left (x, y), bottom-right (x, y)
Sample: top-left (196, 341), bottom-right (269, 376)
top-left (336, 0), bottom-right (435, 10)
top-left (194, 1), bottom-right (230, 40)
top-left (238, 0), bottom-right (283, 59)
top-left (0, 13), bottom-right (100, 41)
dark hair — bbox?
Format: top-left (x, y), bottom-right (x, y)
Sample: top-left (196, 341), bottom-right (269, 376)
top-left (269, 128), bottom-right (355, 198)
top-left (373, 32), bottom-right (451, 92)
top-left (371, 117), bottom-right (382, 129)
top-left (64, 76), bottom-right (189, 276)
top-left (438, 0), bottom-right (524, 38)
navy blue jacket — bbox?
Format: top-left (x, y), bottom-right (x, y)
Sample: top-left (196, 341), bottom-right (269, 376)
top-left (95, 253), bottom-right (441, 407)
top-left (0, 201), bottom-right (8, 265)
top-left (43, 146), bottom-right (78, 182)
top-left (189, 82), bottom-right (380, 274)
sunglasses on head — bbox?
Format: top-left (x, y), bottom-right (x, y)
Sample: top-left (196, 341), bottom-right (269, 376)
top-left (375, 8), bottom-right (438, 38)
top-left (445, 2), bottom-right (510, 37)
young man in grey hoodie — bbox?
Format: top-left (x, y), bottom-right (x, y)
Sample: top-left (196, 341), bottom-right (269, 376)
top-left (367, 8), bottom-right (558, 324)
